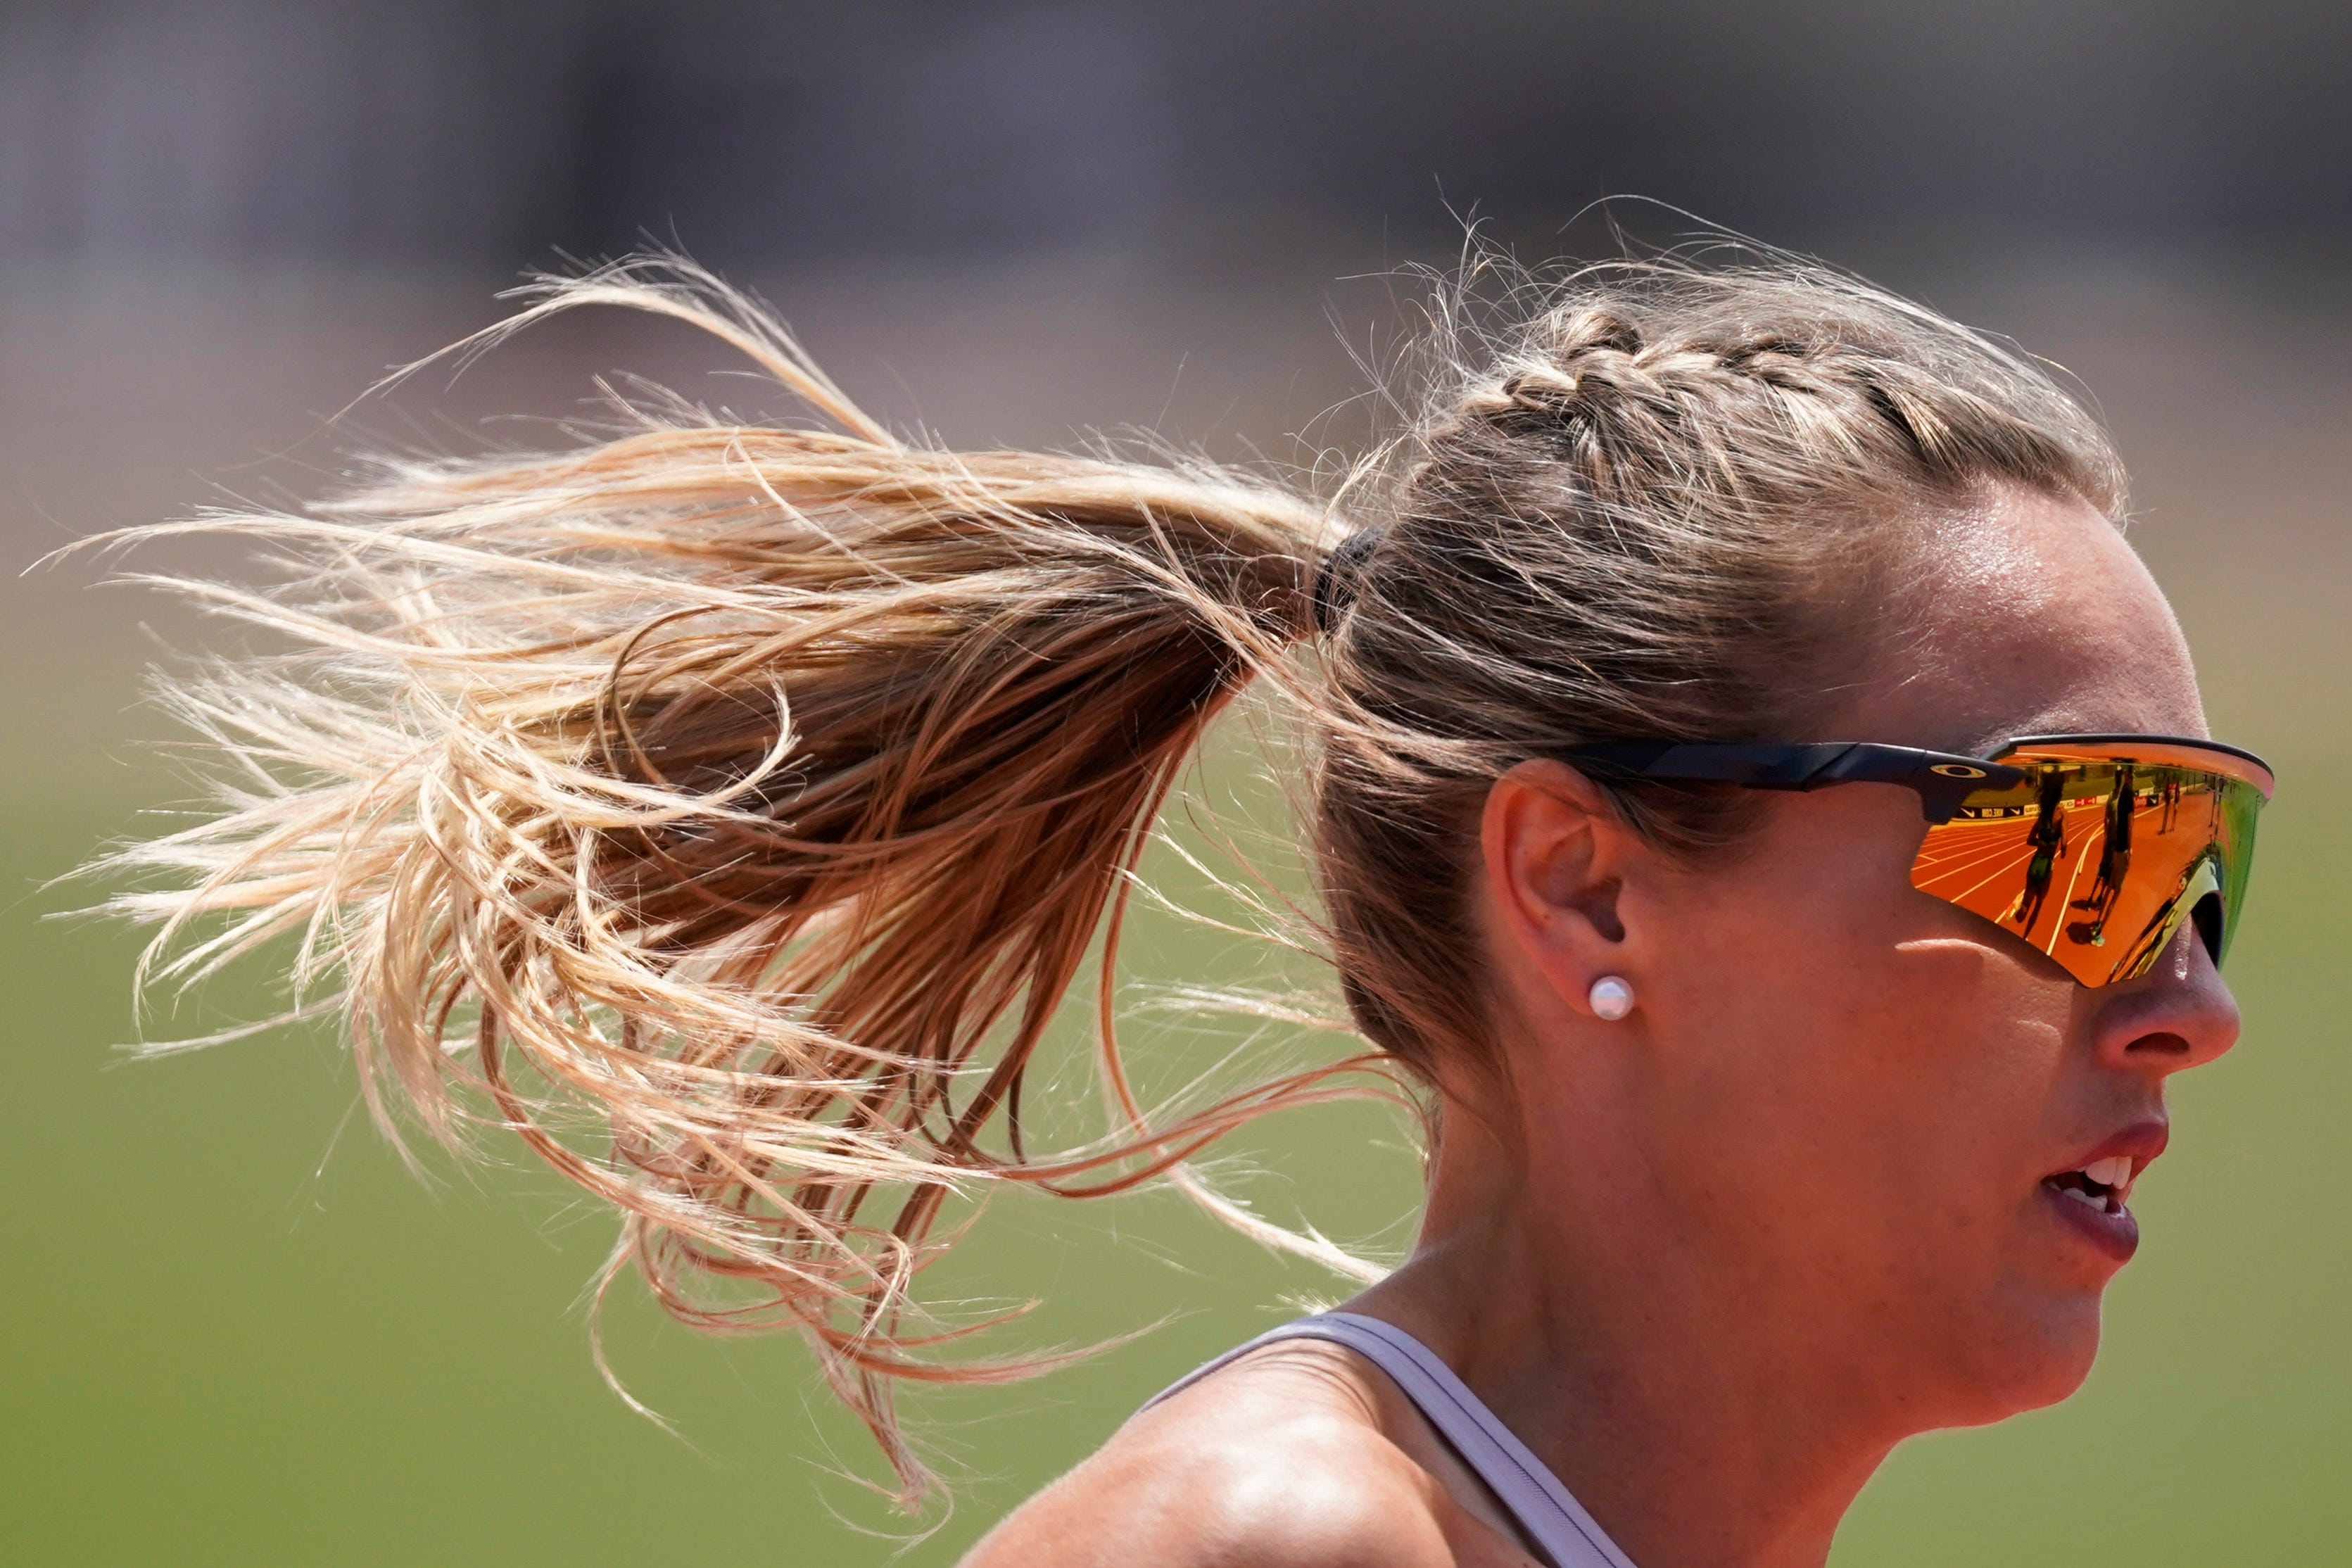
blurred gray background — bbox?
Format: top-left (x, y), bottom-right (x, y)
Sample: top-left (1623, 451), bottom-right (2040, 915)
top-left (3, 4), bottom-right (2347, 1564)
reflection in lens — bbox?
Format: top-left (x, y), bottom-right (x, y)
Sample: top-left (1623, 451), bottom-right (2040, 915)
top-left (1909, 742), bottom-right (2270, 987)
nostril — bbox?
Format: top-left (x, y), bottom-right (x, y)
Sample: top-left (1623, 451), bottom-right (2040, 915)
top-left (2127, 1030), bottom-right (2195, 1058)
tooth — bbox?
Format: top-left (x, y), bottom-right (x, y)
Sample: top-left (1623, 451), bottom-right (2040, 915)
top-left (2085, 1156), bottom-right (2132, 1189)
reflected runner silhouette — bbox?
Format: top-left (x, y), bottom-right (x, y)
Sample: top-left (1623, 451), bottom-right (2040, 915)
top-left (2008, 765), bottom-right (2070, 935)
top-left (2068, 764), bottom-right (2136, 947)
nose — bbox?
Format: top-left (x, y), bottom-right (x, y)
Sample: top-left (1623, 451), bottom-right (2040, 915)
top-left (2092, 921), bottom-right (2243, 1077)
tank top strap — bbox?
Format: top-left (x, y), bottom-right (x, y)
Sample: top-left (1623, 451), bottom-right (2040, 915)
top-left (1137, 1312), bottom-right (1639, 1568)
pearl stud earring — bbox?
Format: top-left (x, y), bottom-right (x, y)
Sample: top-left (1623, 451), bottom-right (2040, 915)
top-left (1588, 975), bottom-right (1636, 1021)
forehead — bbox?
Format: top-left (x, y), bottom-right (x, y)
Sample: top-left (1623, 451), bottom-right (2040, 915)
top-left (1840, 485), bottom-right (2208, 752)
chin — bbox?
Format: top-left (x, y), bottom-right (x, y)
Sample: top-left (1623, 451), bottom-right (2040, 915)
top-left (1934, 1295), bottom-right (2105, 1429)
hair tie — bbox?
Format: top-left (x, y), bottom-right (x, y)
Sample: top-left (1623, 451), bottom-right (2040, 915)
top-left (1310, 529), bottom-right (1381, 636)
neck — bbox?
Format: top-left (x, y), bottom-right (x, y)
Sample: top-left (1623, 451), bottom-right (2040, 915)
top-left (1347, 1104), bottom-right (1906, 1568)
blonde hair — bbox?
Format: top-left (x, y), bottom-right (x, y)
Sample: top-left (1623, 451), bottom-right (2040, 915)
top-left (90, 250), bottom-right (2124, 1507)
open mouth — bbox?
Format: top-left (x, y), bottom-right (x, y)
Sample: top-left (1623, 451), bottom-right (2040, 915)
top-left (2042, 1155), bottom-right (2135, 1217)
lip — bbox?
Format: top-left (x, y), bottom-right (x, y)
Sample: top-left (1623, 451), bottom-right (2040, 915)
top-left (2064, 1120), bottom-right (2170, 1175)
top-left (2039, 1180), bottom-right (2142, 1263)
top-left (2039, 1119), bottom-right (2168, 1267)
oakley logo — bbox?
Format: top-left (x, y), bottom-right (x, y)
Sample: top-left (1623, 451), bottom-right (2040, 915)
top-left (1930, 763), bottom-right (1989, 778)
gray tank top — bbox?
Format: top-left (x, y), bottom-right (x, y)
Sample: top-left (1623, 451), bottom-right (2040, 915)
top-left (1139, 1312), bottom-right (1640, 1568)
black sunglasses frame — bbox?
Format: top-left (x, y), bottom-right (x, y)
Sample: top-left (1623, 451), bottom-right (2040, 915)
top-left (1560, 733), bottom-right (2272, 824)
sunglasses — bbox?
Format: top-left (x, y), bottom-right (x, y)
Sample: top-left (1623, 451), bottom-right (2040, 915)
top-left (1562, 734), bottom-right (2275, 987)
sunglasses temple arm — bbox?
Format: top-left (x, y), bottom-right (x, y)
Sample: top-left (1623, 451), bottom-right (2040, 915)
top-left (1560, 742), bottom-right (2028, 822)
top-left (1802, 746), bottom-right (2032, 823)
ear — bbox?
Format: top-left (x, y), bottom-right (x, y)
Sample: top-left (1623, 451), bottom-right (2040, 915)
top-left (1479, 759), bottom-right (1640, 1017)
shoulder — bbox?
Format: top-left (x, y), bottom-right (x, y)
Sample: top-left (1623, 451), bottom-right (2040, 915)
top-left (959, 1340), bottom-right (1463, 1568)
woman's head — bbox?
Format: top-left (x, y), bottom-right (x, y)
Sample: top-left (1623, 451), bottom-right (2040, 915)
top-left (1463, 484), bottom-right (2236, 1438)
top-left (1313, 266), bottom-right (2237, 1431)
top-left (91, 249), bottom-right (2246, 1503)
top-left (1313, 261), bottom-right (2131, 1080)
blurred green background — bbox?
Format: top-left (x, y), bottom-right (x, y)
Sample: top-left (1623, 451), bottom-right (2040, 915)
top-left (5, 4), bottom-right (2351, 1563)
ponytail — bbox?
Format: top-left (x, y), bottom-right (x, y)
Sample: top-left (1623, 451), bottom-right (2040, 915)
top-left (94, 261), bottom-right (1391, 1507)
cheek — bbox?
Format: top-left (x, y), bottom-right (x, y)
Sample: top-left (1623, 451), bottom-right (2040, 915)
top-left (1649, 868), bottom-right (2107, 1410)
top-left (1639, 802), bottom-right (2076, 1291)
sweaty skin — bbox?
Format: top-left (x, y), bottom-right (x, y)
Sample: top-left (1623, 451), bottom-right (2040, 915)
top-left (962, 487), bottom-right (2239, 1568)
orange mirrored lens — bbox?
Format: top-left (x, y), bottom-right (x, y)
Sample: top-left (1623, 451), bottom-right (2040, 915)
top-left (1909, 742), bottom-right (2270, 987)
